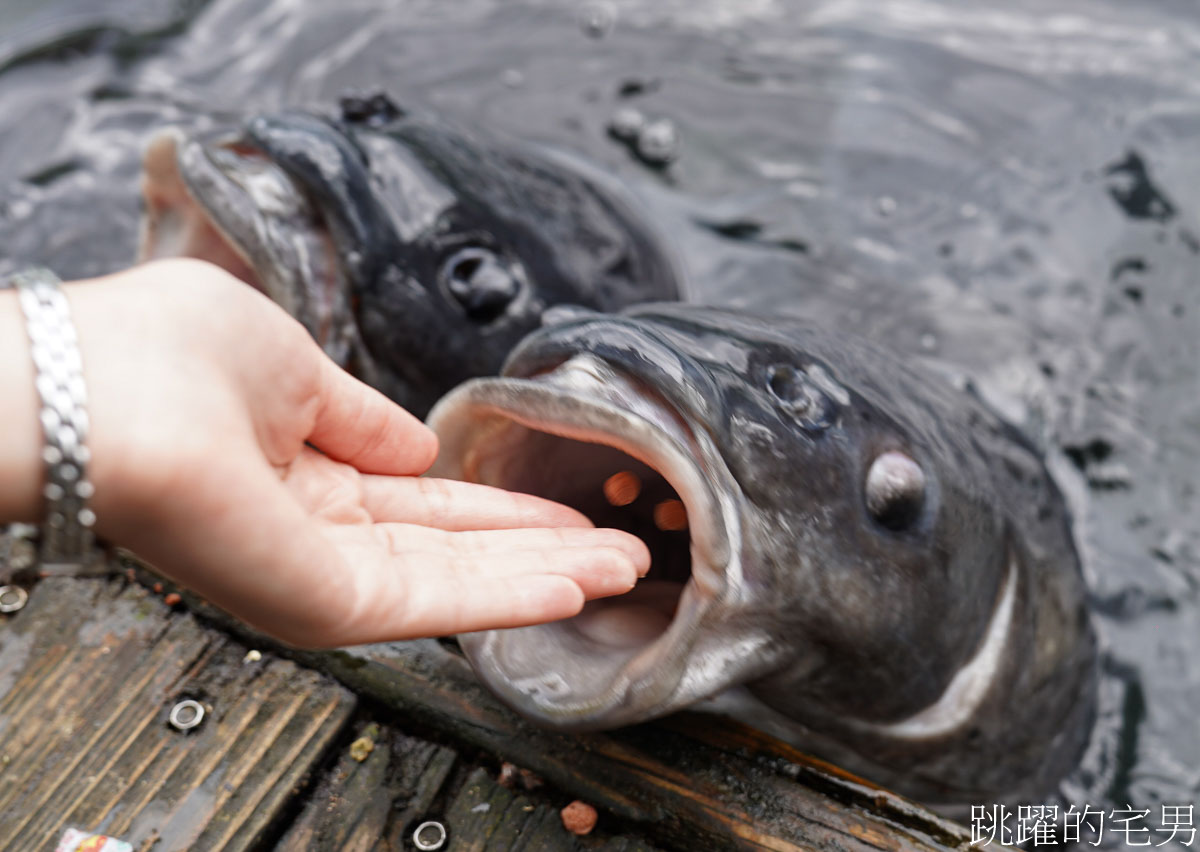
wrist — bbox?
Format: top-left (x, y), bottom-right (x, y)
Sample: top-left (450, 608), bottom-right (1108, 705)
top-left (55, 260), bottom-right (257, 547)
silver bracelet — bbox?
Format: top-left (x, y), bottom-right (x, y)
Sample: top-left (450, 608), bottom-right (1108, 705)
top-left (13, 267), bottom-right (96, 567)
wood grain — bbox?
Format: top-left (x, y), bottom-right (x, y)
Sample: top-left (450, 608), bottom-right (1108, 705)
top-left (0, 576), bottom-right (355, 852)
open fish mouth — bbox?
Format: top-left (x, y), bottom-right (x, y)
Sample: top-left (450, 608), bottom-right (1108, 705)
top-left (428, 354), bottom-right (779, 728)
top-left (139, 128), bottom-right (356, 365)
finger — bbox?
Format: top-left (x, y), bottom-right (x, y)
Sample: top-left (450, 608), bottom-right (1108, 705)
top-left (380, 546), bottom-right (648, 636)
top-left (376, 523), bottom-right (651, 577)
top-left (313, 529), bottom-right (639, 642)
top-left (403, 574), bottom-right (586, 636)
top-left (308, 355), bottom-right (437, 475)
top-left (440, 545), bottom-right (639, 602)
top-left (361, 475), bottom-right (595, 530)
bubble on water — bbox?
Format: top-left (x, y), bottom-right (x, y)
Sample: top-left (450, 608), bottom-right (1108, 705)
top-left (502, 68), bottom-right (524, 88)
top-left (636, 118), bottom-right (680, 166)
top-left (877, 195), bottom-right (897, 217)
top-left (607, 107), bottom-right (645, 141)
top-left (7, 199), bottom-right (32, 221)
top-left (960, 202), bottom-right (979, 220)
top-left (579, 2), bottom-right (616, 39)
top-left (919, 332), bottom-right (938, 351)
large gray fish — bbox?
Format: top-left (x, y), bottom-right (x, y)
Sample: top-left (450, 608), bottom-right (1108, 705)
top-left (138, 97), bottom-right (680, 416)
top-left (427, 304), bottom-right (1096, 804)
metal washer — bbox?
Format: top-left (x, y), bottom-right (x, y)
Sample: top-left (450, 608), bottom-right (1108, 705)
top-left (412, 820), bottom-right (447, 851)
top-left (168, 699), bottom-right (205, 731)
top-left (0, 585), bottom-right (28, 613)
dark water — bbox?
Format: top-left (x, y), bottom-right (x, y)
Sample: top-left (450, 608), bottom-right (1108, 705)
top-left (2, 0), bottom-right (1198, 840)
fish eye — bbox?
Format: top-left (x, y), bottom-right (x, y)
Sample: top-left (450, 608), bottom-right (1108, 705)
top-left (865, 451), bottom-right (926, 531)
top-left (440, 246), bottom-right (523, 323)
top-left (766, 364), bottom-right (833, 429)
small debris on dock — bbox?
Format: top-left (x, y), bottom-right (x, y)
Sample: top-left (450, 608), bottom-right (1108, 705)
top-left (498, 761), bottom-right (544, 790)
top-left (349, 736), bottom-right (375, 762)
top-left (561, 800), bottom-right (598, 835)
top-left (498, 761), bottom-right (519, 787)
top-left (163, 592), bottom-right (182, 607)
top-left (55, 827), bottom-right (133, 852)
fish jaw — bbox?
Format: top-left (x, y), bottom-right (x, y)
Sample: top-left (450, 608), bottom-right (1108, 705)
top-left (427, 355), bottom-right (787, 728)
top-left (139, 127), bottom-right (359, 367)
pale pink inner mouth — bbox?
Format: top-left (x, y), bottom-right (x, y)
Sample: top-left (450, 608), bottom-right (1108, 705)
top-left (140, 131), bottom-right (345, 354)
top-left (141, 135), bottom-right (264, 290)
top-left (428, 362), bottom-right (749, 725)
top-left (429, 361), bottom-right (733, 652)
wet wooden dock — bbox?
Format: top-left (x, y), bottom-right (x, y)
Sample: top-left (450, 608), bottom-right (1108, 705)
top-left (0, 544), bottom-right (975, 852)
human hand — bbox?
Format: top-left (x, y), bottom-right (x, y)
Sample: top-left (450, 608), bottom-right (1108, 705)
top-left (52, 259), bottom-right (648, 646)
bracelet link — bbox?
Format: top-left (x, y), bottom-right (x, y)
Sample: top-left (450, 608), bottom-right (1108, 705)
top-left (12, 268), bottom-right (96, 569)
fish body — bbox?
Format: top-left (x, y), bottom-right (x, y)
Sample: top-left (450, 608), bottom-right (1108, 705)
top-left (427, 304), bottom-right (1096, 804)
top-left (139, 101), bottom-right (680, 416)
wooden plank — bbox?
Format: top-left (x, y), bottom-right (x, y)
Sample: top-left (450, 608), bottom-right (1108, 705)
top-left (445, 765), bottom-right (571, 851)
top-left (0, 575), bottom-right (356, 852)
top-left (291, 643), bottom-right (973, 852)
top-left (166, 571), bottom-right (974, 852)
top-left (440, 765), bottom-right (661, 851)
top-left (275, 719), bottom-right (666, 851)
top-left (274, 721), bottom-right (458, 851)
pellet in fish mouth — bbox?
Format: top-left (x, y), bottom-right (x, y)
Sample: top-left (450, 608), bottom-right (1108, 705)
top-left (653, 499), bottom-right (687, 531)
top-left (603, 471), bottom-right (642, 506)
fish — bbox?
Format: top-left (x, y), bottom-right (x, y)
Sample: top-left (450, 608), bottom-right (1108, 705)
top-left (426, 303), bottom-right (1097, 805)
top-left (137, 95), bottom-right (681, 416)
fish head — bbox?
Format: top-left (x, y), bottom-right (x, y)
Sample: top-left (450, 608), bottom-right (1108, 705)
top-left (427, 304), bottom-right (1018, 734)
top-left (139, 101), bottom-right (679, 415)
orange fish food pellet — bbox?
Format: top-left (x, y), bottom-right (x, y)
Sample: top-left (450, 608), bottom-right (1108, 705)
top-left (603, 471), bottom-right (642, 506)
top-left (653, 498), bottom-right (688, 531)
top-left (561, 800), bottom-right (598, 835)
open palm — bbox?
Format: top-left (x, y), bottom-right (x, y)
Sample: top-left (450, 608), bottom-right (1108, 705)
top-left (60, 259), bottom-right (648, 647)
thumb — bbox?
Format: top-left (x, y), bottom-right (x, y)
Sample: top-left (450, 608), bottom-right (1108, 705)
top-left (307, 355), bottom-right (438, 475)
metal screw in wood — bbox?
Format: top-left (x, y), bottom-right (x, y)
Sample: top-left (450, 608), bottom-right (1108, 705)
top-left (168, 699), bottom-right (205, 732)
top-left (0, 586), bottom-right (28, 613)
top-left (412, 820), bottom-right (447, 851)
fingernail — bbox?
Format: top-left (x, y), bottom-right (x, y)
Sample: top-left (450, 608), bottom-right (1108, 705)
top-left (587, 552), bottom-right (640, 597)
top-left (592, 530), bottom-right (649, 571)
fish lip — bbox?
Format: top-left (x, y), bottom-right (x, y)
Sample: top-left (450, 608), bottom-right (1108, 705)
top-left (427, 354), bottom-right (761, 728)
top-left (139, 126), bottom-right (357, 366)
